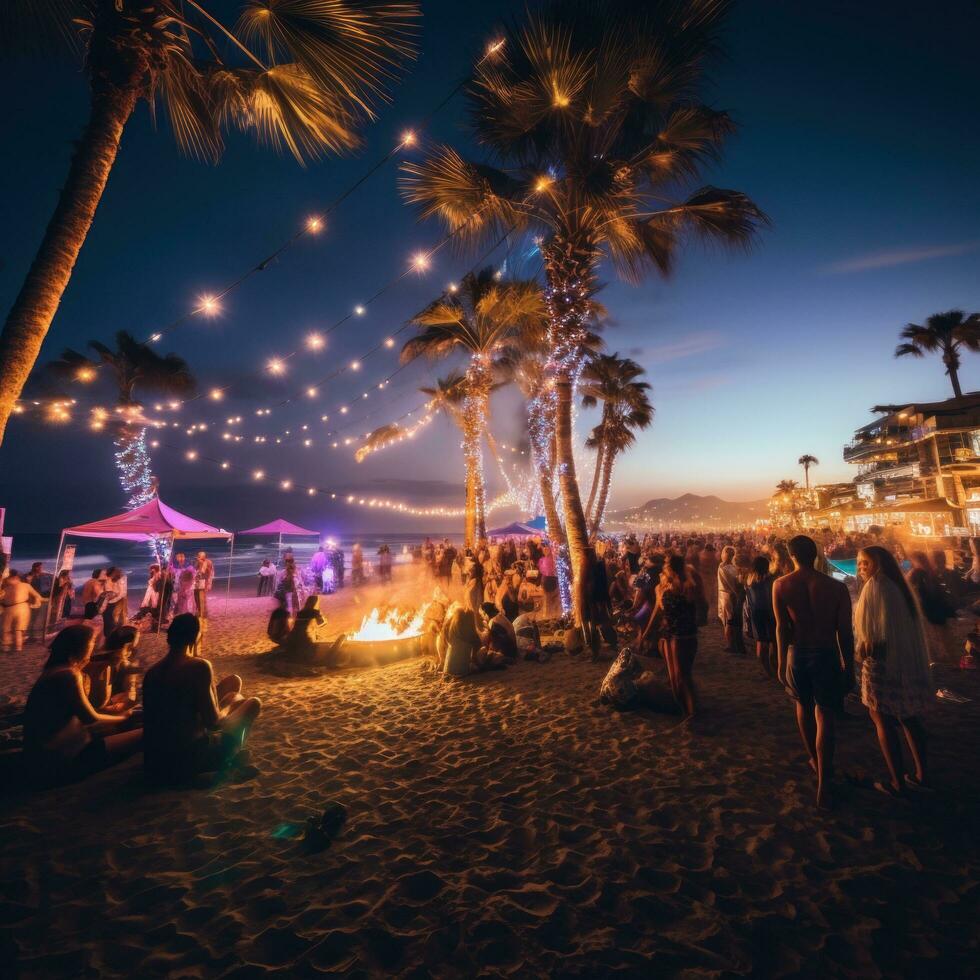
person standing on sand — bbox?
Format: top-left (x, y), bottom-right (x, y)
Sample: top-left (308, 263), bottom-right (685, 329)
top-left (194, 552), bottom-right (214, 621)
top-left (773, 535), bottom-right (854, 809)
top-left (854, 547), bottom-right (934, 797)
top-left (717, 546), bottom-right (746, 654)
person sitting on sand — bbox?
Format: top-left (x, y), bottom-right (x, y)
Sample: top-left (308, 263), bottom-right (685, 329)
top-left (282, 595), bottom-right (343, 665)
top-left (84, 625), bottom-right (141, 710)
top-left (482, 602), bottom-right (518, 661)
top-left (267, 597), bottom-right (290, 646)
top-left (441, 604), bottom-right (501, 676)
top-left (599, 646), bottom-right (677, 713)
top-left (23, 625), bottom-right (142, 785)
top-left (854, 547), bottom-right (934, 796)
top-left (142, 614), bottom-right (261, 783)
top-left (773, 535), bottom-right (854, 809)
top-left (512, 612), bottom-right (543, 660)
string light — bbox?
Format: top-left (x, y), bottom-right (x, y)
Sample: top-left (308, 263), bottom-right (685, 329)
top-left (354, 305), bottom-right (365, 316)
top-left (401, 130), bottom-right (417, 147)
top-left (306, 387), bottom-right (318, 398)
top-left (411, 251), bottom-right (431, 272)
top-left (306, 215), bottom-right (324, 234)
top-left (268, 358), bottom-right (286, 375)
top-left (76, 367), bottom-right (96, 382)
top-left (306, 333), bottom-right (325, 351)
top-left (197, 294), bottom-right (221, 317)
top-left (209, 388), bottom-right (223, 400)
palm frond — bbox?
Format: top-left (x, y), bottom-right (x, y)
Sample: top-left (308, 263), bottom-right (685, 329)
top-left (236, 0), bottom-right (419, 117)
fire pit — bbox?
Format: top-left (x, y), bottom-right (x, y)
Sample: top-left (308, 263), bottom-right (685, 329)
top-left (336, 605), bottom-right (428, 667)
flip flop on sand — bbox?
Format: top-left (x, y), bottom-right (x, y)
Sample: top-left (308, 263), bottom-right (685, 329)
top-left (303, 801), bottom-right (348, 853)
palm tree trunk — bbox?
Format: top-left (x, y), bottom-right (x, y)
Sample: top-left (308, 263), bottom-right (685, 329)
top-left (554, 372), bottom-right (592, 626)
top-left (543, 239), bottom-right (599, 627)
top-left (0, 73), bottom-right (142, 447)
top-left (584, 410), bottom-right (607, 524)
top-left (804, 464), bottom-right (810, 492)
top-left (527, 392), bottom-right (571, 613)
top-left (945, 351), bottom-right (963, 398)
top-left (590, 447), bottom-right (615, 539)
top-left (462, 362), bottom-right (490, 547)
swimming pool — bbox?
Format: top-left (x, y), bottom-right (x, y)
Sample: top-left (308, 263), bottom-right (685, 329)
top-left (828, 558), bottom-right (857, 578)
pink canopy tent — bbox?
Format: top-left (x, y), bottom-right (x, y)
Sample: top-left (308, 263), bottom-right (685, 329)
top-left (238, 517), bottom-right (318, 558)
top-left (50, 498), bottom-right (235, 633)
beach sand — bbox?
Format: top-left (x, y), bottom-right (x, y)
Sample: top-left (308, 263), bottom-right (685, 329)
top-left (1, 568), bottom-right (979, 977)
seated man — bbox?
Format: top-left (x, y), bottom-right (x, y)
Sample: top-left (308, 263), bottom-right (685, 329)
top-left (482, 602), bottom-right (518, 661)
top-left (142, 614), bottom-right (260, 783)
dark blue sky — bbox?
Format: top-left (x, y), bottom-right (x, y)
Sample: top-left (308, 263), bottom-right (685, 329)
top-left (2, 0), bottom-right (980, 533)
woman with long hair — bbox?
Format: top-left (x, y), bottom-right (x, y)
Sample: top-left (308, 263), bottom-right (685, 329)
top-left (745, 555), bottom-right (777, 678)
top-left (640, 554), bottom-right (703, 717)
top-left (23, 625), bottom-right (141, 784)
top-left (855, 546), bottom-right (934, 796)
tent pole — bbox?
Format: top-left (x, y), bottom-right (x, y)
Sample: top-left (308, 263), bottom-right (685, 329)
top-left (42, 530), bottom-right (67, 640)
top-left (156, 533), bottom-right (172, 636)
top-left (225, 534), bottom-right (235, 613)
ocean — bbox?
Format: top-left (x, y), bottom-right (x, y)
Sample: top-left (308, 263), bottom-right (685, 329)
top-left (4, 531), bottom-right (451, 597)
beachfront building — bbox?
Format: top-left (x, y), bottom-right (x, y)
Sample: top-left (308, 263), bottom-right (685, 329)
top-left (813, 392), bottom-right (980, 537)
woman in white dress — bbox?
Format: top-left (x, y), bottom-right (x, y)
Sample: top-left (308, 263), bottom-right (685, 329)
top-left (855, 546), bottom-right (934, 796)
top-left (141, 564), bottom-right (161, 610)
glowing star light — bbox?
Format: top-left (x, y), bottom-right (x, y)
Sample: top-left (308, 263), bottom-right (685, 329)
top-left (400, 130), bottom-right (416, 147)
top-left (354, 305), bottom-right (365, 316)
top-left (306, 215), bottom-right (324, 234)
top-left (197, 294), bottom-right (220, 317)
top-left (411, 252), bottom-right (431, 273)
top-left (306, 333), bottom-right (325, 351)
top-left (306, 387), bottom-right (318, 399)
top-left (76, 366), bottom-right (96, 382)
top-left (267, 358), bottom-right (285, 375)
top-left (209, 388), bottom-right (224, 401)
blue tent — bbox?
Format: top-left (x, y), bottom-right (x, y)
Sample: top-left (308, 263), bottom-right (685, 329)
top-left (487, 520), bottom-right (539, 537)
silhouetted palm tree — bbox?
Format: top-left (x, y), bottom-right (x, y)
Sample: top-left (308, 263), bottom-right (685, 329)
top-left (775, 479), bottom-right (799, 494)
top-left (895, 310), bottom-right (980, 398)
top-left (403, 270), bottom-right (544, 545)
top-left (402, 0), bottom-right (766, 624)
top-left (581, 353), bottom-right (652, 528)
top-left (798, 454), bottom-right (819, 492)
top-left (0, 0), bottom-right (419, 445)
top-left (48, 330), bottom-right (194, 556)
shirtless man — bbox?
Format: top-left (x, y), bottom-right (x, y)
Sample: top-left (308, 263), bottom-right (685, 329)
top-left (773, 535), bottom-right (854, 808)
top-left (142, 614), bottom-right (260, 783)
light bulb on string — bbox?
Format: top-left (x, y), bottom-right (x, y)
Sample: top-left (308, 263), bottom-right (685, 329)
top-left (306, 333), bottom-right (325, 351)
top-left (306, 215), bottom-right (324, 234)
top-left (197, 294), bottom-right (221, 317)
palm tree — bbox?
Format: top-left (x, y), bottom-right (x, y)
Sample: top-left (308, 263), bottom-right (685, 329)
top-left (581, 356), bottom-right (654, 536)
top-left (401, 0), bottom-right (766, 625)
top-left (588, 405), bottom-right (652, 538)
top-left (798, 454), bottom-right (819, 492)
top-left (402, 270), bottom-right (545, 546)
top-left (775, 480), bottom-right (798, 494)
top-left (581, 353), bottom-right (652, 526)
top-left (0, 0), bottom-right (420, 447)
top-left (895, 310), bottom-right (980, 398)
top-left (47, 330), bottom-right (195, 557)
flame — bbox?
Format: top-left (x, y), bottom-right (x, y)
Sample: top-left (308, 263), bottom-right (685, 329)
top-left (348, 604), bottom-right (429, 642)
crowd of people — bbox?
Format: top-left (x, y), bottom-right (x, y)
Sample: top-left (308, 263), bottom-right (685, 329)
top-left (592, 525), bottom-right (971, 807)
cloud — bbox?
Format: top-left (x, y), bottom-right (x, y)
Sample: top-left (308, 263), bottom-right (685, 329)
top-left (638, 331), bottom-right (726, 364)
top-left (822, 240), bottom-right (980, 275)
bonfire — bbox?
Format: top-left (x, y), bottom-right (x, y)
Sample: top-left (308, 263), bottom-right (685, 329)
top-left (347, 604), bottom-right (430, 643)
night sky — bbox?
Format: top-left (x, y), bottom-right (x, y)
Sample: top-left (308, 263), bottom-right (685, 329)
top-left (2, 0), bottom-right (980, 534)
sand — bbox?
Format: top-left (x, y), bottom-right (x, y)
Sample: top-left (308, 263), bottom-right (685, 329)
top-left (1, 568), bottom-right (979, 977)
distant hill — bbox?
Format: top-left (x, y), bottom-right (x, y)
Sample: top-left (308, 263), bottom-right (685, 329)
top-left (615, 493), bottom-right (768, 528)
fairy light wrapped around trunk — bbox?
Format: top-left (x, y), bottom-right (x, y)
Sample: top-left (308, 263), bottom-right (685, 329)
top-left (542, 236), bottom-right (598, 627)
top-left (462, 355), bottom-right (491, 547)
top-left (114, 423), bottom-right (168, 562)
